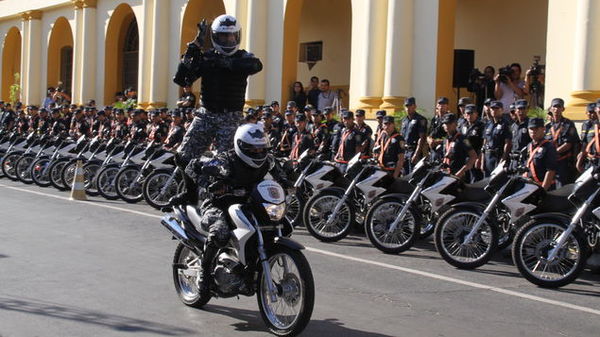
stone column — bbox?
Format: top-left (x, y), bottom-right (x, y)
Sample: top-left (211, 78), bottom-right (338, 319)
top-left (380, 0), bottom-right (413, 114)
top-left (349, 0), bottom-right (388, 117)
top-left (244, 0), bottom-right (267, 108)
top-left (567, 0), bottom-right (600, 119)
top-left (147, 0), bottom-right (170, 109)
top-left (72, 0), bottom-right (97, 105)
top-left (20, 10), bottom-right (43, 105)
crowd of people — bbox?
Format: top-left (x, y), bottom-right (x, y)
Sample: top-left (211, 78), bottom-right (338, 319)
top-left (0, 99), bottom-right (189, 152)
top-left (1, 90), bottom-right (598, 192)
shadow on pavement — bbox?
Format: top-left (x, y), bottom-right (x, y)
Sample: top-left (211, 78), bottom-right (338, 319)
top-left (204, 304), bottom-right (395, 337)
top-left (0, 254), bottom-right (9, 258)
top-left (0, 297), bottom-right (193, 336)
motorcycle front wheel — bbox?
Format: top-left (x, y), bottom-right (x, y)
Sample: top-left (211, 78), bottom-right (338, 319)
top-left (172, 242), bottom-right (211, 308)
top-left (512, 221), bottom-right (587, 288)
top-left (1, 152), bottom-right (22, 181)
top-left (257, 246), bottom-right (314, 337)
top-left (49, 158), bottom-right (70, 191)
top-left (115, 166), bottom-right (144, 203)
top-left (82, 161), bottom-right (102, 196)
top-left (143, 168), bottom-right (180, 209)
top-left (31, 157), bottom-right (51, 187)
top-left (364, 197), bottom-right (421, 254)
top-left (434, 207), bottom-right (498, 269)
top-left (303, 190), bottom-right (354, 242)
top-left (15, 154), bottom-right (35, 184)
top-left (96, 164), bottom-right (120, 200)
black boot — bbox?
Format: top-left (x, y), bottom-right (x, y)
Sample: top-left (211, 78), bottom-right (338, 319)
top-left (198, 241), bottom-right (218, 296)
top-left (169, 154), bottom-right (198, 206)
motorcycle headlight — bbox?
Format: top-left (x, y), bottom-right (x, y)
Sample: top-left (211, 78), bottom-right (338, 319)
top-left (263, 202), bottom-right (286, 221)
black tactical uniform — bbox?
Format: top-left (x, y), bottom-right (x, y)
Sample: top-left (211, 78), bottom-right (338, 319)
top-left (377, 122), bottom-right (405, 176)
top-left (401, 111), bottom-right (427, 175)
top-left (482, 116), bottom-right (512, 176)
top-left (545, 117), bottom-right (579, 185)
top-left (174, 46), bottom-right (263, 161)
top-left (332, 125), bottom-right (363, 171)
top-left (511, 117), bottom-right (531, 153)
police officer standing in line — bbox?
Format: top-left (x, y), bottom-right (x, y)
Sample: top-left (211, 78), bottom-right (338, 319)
top-left (332, 110), bottom-right (364, 172)
top-left (576, 102), bottom-right (597, 172)
top-left (545, 98), bottom-right (580, 186)
top-left (441, 114), bottom-right (477, 179)
top-left (510, 99), bottom-right (532, 154)
top-left (481, 101), bottom-right (512, 176)
top-left (111, 109), bottom-right (129, 140)
top-left (321, 107), bottom-right (342, 160)
top-left (261, 111), bottom-right (281, 148)
top-left (374, 110), bottom-right (386, 144)
top-left (289, 113), bottom-right (314, 161)
top-left (311, 109), bottom-right (329, 157)
top-left (163, 110), bottom-right (186, 151)
top-left (527, 118), bottom-right (558, 190)
top-left (355, 109), bottom-right (373, 158)
top-left (376, 116), bottom-right (405, 178)
top-left (278, 110), bottom-right (296, 156)
top-left (428, 97), bottom-right (451, 161)
top-left (577, 103), bottom-right (600, 172)
top-left (458, 104), bottom-right (485, 182)
top-left (457, 97), bottom-right (472, 123)
top-left (400, 97), bottom-right (427, 175)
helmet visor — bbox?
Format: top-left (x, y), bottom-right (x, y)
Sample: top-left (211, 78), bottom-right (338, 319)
top-left (214, 32), bottom-right (240, 48)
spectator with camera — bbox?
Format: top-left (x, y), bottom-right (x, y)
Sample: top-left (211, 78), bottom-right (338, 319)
top-left (494, 63), bottom-right (526, 113)
top-left (468, 66), bottom-right (495, 113)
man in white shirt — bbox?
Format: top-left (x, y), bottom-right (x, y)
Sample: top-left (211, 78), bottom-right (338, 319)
top-left (317, 79), bottom-right (339, 112)
top-left (494, 63), bottom-right (527, 114)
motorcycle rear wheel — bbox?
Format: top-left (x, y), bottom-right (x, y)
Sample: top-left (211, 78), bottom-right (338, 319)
top-left (257, 246), bottom-right (314, 337)
top-left (172, 242), bottom-right (211, 308)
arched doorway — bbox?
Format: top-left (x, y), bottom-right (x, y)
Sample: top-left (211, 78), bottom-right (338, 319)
top-left (104, 3), bottom-right (139, 105)
top-left (282, 0), bottom-right (352, 108)
top-left (47, 17), bottom-right (74, 95)
top-left (1, 27), bottom-right (22, 103)
top-left (179, 0), bottom-right (226, 100)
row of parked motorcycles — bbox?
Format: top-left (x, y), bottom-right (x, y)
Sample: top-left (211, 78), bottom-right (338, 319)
top-left (0, 131), bottom-right (183, 210)
top-left (3, 129), bottom-right (599, 289)
top-left (283, 149), bottom-right (600, 288)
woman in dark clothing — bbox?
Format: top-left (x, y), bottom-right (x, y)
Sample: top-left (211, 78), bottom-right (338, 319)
top-left (291, 81), bottom-right (307, 111)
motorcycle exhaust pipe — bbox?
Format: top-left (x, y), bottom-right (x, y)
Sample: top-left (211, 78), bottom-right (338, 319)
top-left (161, 215), bottom-right (190, 242)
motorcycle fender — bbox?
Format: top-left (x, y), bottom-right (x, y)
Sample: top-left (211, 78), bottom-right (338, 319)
top-left (273, 237), bottom-right (305, 251)
top-left (528, 212), bottom-right (572, 226)
top-left (314, 186), bottom-right (346, 197)
top-left (447, 201), bottom-right (486, 213)
top-left (229, 204), bottom-right (256, 266)
top-left (374, 193), bottom-right (410, 203)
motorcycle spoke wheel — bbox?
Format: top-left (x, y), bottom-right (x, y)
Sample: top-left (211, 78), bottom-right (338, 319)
top-left (32, 159), bottom-right (51, 185)
top-left (306, 194), bottom-right (352, 241)
top-left (368, 201), bottom-right (418, 252)
top-left (518, 224), bottom-right (581, 283)
top-left (16, 157), bottom-right (34, 182)
top-left (117, 169), bottom-right (143, 199)
top-left (145, 172), bottom-right (178, 207)
top-left (285, 193), bottom-right (301, 225)
top-left (258, 247), bottom-right (314, 336)
top-left (97, 168), bottom-right (119, 198)
top-left (438, 211), bottom-right (496, 268)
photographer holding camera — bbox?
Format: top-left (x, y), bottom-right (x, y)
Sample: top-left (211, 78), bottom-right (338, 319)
top-left (524, 57), bottom-right (545, 108)
top-left (494, 63), bottom-right (527, 113)
top-left (467, 66), bottom-right (495, 113)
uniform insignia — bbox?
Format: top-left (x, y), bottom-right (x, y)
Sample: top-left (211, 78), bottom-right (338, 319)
top-left (391, 138), bottom-right (397, 144)
top-left (496, 124), bottom-right (503, 130)
top-left (410, 120), bottom-right (417, 125)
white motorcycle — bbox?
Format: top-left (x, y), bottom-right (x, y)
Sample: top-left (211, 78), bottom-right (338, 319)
top-left (161, 179), bottom-right (314, 336)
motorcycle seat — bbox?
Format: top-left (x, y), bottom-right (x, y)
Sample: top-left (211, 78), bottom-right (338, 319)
top-left (461, 178), bottom-right (491, 202)
top-left (389, 178), bottom-right (413, 194)
top-left (539, 184), bottom-right (574, 212)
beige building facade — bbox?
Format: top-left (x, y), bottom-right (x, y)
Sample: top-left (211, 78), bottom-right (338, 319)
top-left (0, 0), bottom-right (598, 119)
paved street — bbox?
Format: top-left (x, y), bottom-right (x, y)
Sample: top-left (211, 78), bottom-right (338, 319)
top-left (0, 179), bottom-right (599, 337)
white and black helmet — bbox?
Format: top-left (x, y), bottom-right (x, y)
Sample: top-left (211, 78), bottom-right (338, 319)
top-left (234, 124), bottom-right (270, 168)
top-left (211, 14), bottom-right (241, 56)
